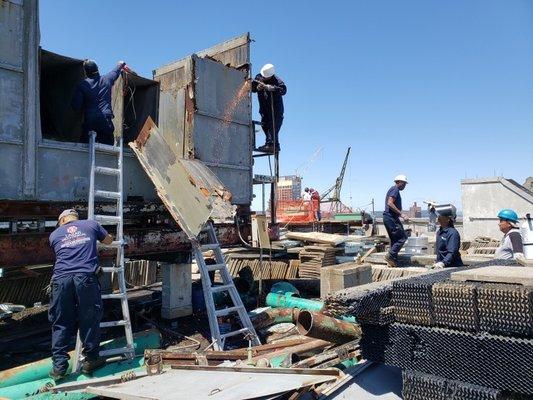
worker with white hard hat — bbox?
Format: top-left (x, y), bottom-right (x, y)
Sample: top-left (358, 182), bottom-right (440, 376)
top-left (383, 175), bottom-right (409, 267)
top-left (495, 209), bottom-right (525, 261)
top-left (251, 63), bottom-right (287, 153)
top-left (432, 204), bottom-right (463, 269)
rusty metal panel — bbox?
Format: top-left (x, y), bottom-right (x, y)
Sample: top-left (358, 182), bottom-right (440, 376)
top-left (0, 144), bottom-right (23, 198)
top-left (192, 32), bottom-right (250, 69)
top-left (130, 117), bottom-right (235, 238)
top-left (0, 68), bottom-right (24, 141)
top-left (0, 0), bottom-right (23, 68)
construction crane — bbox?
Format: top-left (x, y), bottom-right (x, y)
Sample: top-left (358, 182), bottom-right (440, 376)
top-left (320, 147), bottom-right (351, 214)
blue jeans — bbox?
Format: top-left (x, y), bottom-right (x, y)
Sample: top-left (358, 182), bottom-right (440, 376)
top-left (48, 273), bottom-right (103, 373)
top-left (383, 214), bottom-right (407, 259)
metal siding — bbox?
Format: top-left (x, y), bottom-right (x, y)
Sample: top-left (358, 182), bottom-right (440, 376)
top-left (0, 69), bottom-right (23, 140)
top-left (0, 144), bottom-right (23, 198)
top-left (36, 144), bottom-right (158, 201)
top-left (0, 1), bottom-right (23, 68)
top-left (204, 166), bottom-right (252, 205)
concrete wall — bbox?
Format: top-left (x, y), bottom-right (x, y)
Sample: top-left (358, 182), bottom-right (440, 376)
top-left (461, 177), bottom-right (533, 241)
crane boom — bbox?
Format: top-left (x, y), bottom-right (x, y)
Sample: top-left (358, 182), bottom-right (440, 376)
top-left (320, 147), bottom-right (352, 216)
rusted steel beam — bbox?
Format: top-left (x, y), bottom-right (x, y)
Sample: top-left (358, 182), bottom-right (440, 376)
top-left (0, 224), bottom-right (248, 268)
top-left (296, 310), bottom-right (362, 344)
top-left (252, 307), bottom-right (300, 330)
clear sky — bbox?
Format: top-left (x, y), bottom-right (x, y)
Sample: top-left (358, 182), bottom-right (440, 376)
top-left (40, 0), bottom-right (533, 212)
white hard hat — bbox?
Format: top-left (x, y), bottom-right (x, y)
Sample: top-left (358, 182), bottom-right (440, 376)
top-left (260, 63), bottom-right (275, 78)
top-left (394, 174), bottom-right (408, 183)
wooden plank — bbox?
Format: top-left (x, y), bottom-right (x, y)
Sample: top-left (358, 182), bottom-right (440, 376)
top-left (286, 231), bottom-right (349, 246)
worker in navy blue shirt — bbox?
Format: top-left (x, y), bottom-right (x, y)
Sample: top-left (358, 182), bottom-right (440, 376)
top-left (251, 63), bottom-right (287, 153)
top-left (48, 209), bottom-right (113, 380)
top-left (383, 175), bottom-right (409, 267)
top-left (72, 59), bottom-right (126, 144)
top-left (433, 204), bottom-right (463, 268)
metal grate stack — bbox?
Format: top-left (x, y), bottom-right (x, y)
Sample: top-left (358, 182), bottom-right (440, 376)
top-left (392, 269), bottom-right (454, 326)
top-left (324, 279), bottom-right (392, 321)
top-left (386, 323), bottom-right (533, 394)
top-left (402, 370), bottom-right (508, 400)
top-left (477, 283), bottom-right (533, 337)
top-left (360, 323), bottom-right (390, 364)
top-left (432, 281), bottom-right (479, 331)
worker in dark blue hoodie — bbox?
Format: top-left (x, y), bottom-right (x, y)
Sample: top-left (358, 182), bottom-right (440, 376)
top-left (251, 63), bottom-right (287, 153)
top-left (433, 204), bottom-right (463, 268)
top-left (72, 60), bottom-right (126, 144)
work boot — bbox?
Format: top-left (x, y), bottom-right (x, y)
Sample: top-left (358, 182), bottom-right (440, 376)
top-left (48, 368), bottom-right (67, 381)
top-left (257, 143), bottom-right (274, 153)
top-left (82, 357), bottom-right (105, 374)
top-left (384, 253), bottom-right (398, 268)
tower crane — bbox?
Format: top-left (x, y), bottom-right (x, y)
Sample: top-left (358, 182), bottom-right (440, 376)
top-left (320, 147), bottom-right (351, 214)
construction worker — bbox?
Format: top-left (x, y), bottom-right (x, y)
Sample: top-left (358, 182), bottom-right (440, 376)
top-left (495, 209), bottom-right (525, 261)
top-left (72, 60), bottom-right (127, 144)
top-left (48, 209), bottom-right (113, 379)
top-left (432, 204), bottom-right (463, 268)
top-left (427, 201), bottom-right (437, 232)
top-left (251, 63), bottom-right (287, 153)
top-left (383, 175), bottom-right (409, 267)
top-left (304, 187), bottom-right (321, 221)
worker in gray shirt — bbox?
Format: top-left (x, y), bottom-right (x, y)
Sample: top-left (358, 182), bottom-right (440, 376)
top-left (494, 209), bottom-right (524, 261)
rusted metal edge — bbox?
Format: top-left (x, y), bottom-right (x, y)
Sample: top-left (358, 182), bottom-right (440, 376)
top-left (134, 116), bottom-right (157, 148)
top-left (169, 364), bottom-right (340, 377)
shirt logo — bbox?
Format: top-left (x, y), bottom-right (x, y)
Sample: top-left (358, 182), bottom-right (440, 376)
top-left (67, 226), bottom-right (78, 234)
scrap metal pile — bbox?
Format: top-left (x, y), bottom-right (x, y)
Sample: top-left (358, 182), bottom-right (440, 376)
top-left (333, 258), bottom-right (533, 399)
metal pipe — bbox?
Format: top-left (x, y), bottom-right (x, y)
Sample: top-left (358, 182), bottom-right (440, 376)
top-left (296, 311), bottom-right (362, 344)
top-left (251, 307), bottom-right (300, 329)
top-left (249, 338), bottom-right (331, 365)
top-left (265, 293), bottom-right (324, 312)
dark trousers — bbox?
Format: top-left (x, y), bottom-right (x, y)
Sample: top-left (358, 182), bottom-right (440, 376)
top-left (383, 214), bottom-right (407, 258)
top-left (83, 115), bottom-right (115, 144)
top-left (261, 116), bottom-right (283, 149)
top-left (48, 273), bottom-right (103, 373)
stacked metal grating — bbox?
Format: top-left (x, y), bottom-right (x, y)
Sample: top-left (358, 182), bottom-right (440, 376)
top-left (360, 324), bottom-right (390, 363)
top-left (432, 281), bottom-right (479, 331)
top-left (402, 370), bottom-right (513, 400)
top-left (323, 279), bottom-right (392, 322)
top-left (392, 269), bottom-right (454, 326)
top-left (385, 323), bottom-right (533, 395)
top-left (477, 283), bottom-right (533, 337)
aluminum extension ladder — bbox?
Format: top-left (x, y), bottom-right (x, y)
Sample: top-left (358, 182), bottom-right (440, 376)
top-left (72, 131), bottom-right (135, 372)
top-left (192, 221), bottom-right (261, 351)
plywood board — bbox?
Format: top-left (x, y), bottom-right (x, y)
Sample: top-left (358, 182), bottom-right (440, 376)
top-left (451, 265), bottom-right (533, 286)
top-left (87, 368), bottom-right (335, 400)
top-left (286, 231), bottom-right (349, 246)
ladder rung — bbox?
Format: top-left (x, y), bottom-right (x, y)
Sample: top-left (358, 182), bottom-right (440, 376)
top-left (95, 215), bottom-right (121, 225)
top-left (94, 190), bottom-right (121, 200)
top-left (101, 267), bottom-right (124, 273)
top-left (210, 284), bottom-right (233, 293)
top-left (98, 240), bottom-right (123, 250)
top-left (99, 346), bottom-right (134, 358)
top-left (100, 320), bottom-right (129, 328)
top-left (220, 327), bottom-right (251, 340)
top-left (205, 263), bottom-right (225, 272)
top-left (101, 293), bottom-right (127, 300)
top-left (215, 306), bottom-right (244, 317)
top-left (94, 142), bottom-right (121, 154)
top-left (95, 166), bottom-right (120, 176)
top-left (200, 244), bottom-right (220, 251)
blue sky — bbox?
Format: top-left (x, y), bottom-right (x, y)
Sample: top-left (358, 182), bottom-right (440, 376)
top-left (40, 1), bottom-right (533, 212)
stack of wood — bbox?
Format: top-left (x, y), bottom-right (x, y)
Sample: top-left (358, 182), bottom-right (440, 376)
top-left (226, 258), bottom-right (297, 280)
top-left (467, 236), bottom-right (501, 256)
top-left (298, 246), bottom-right (338, 278)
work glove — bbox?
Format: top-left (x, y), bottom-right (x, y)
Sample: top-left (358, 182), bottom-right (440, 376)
top-left (432, 261), bottom-right (445, 269)
top-left (44, 279), bottom-right (52, 298)
top-left (265, 84), bottom-right (276, 92)
top-left (257, 83), bottom-right (267, 91)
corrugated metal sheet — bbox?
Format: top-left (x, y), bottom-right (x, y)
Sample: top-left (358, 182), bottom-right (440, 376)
top-left (130, 117), bottom-right (235, 238)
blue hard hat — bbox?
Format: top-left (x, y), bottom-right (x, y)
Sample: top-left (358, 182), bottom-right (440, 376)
top-left (497, 209), bottom-right (519, 223)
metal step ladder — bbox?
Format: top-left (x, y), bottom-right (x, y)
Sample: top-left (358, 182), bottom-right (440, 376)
top-left (191, 221), bottom-right (261, 351)
top-left (72, 131), bottom-right (135, 372)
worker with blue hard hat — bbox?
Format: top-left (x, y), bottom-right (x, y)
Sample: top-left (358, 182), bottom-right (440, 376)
top-left (495, 209), bottom-right (524, 261)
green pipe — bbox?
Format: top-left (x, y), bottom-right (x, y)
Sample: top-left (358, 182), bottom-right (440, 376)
top-left (0, 329), bottom-right (160, 389)
top-left (266, 293), bottom-right (324, 312)
top-left (27, 392), bottom-right (97, 400)
top-left (0, 357), bottom-right (146, 399)
top-left (334, 357), bottom-right (358, 371)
